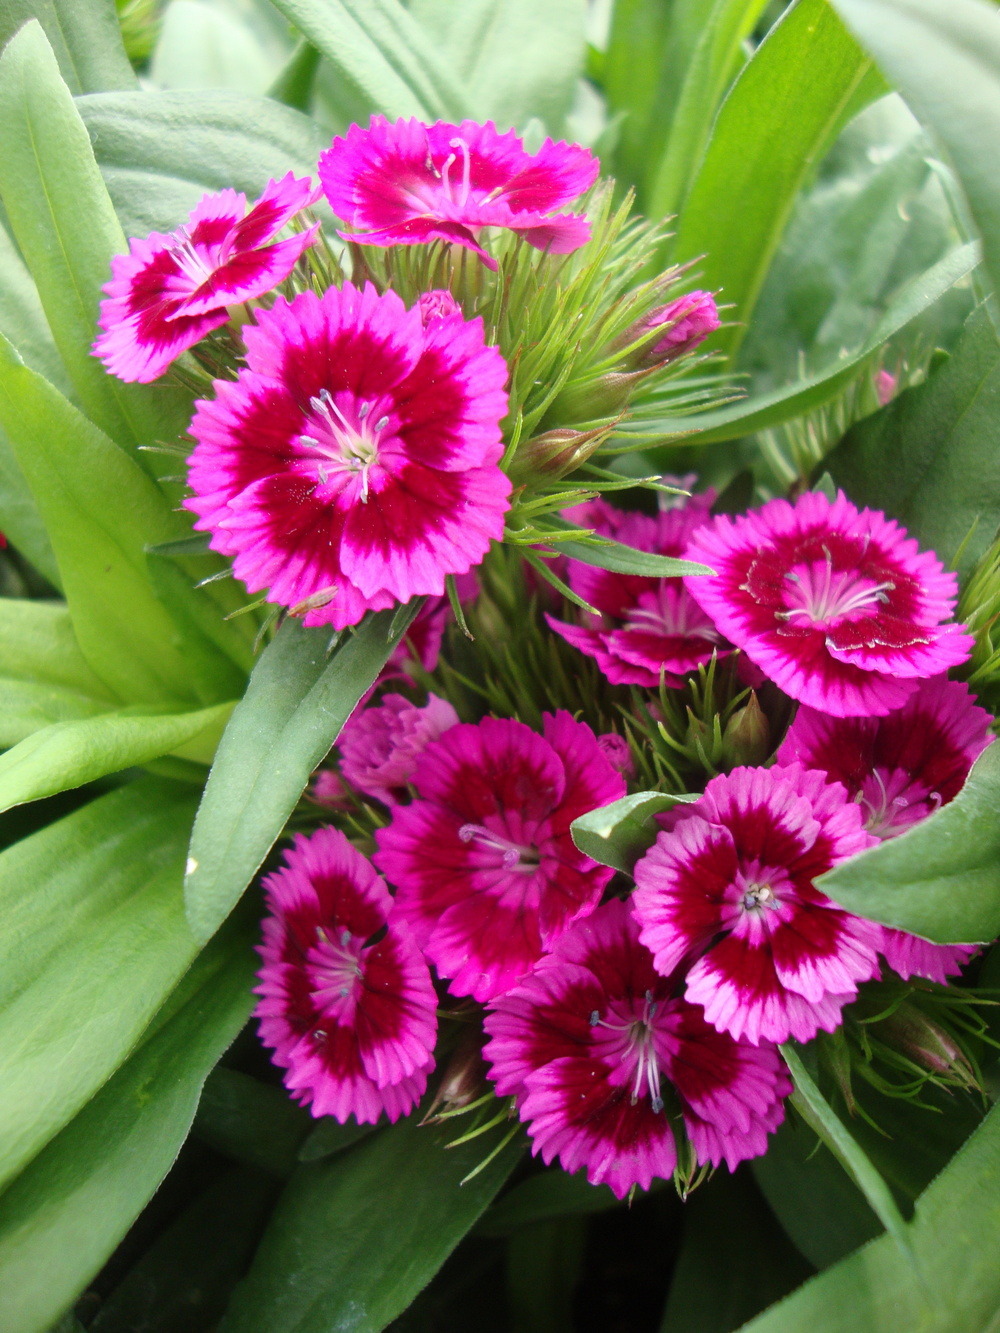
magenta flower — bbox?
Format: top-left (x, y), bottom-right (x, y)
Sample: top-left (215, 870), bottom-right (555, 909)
top-left (778, 677), bottom-right (992, 982)
top-left (94, 174), bottom-right (320, 383)
top-left (338, 691), bottom-right (460, 805)
top-left (483, 899), bottom-right (790, 1198)
top-left (621, 290), bottom-right (720, 368)
top-left (632, 765), bottom-right (882, 1045)
top-left (185, 283), bottom-right (511, 628)
top-left (318, 117), bottom-right (598, 271)
top-left (684, 491), bottom-right (973, 717)
top-left (374, 711), bottom-right (626, 1002)
top-left (254, 827), bottom-right (438, 1123)
top-left (546, 493), bottom-right (725, 688)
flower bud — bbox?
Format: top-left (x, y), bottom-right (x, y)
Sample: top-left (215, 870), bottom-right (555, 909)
top-left (875, 369), bottom-right (897, 406)
top-left (616, 290), bottom-right (720, 370)
top-left (417, 289), bottom-right (461, 326)
top-left (598, 732), bottom-right (636, 781)
top-left (512, 424), bottom-right (611, 480)
top-left (874, 1002), bottom-right (979, 1090)
top-left (722, 692), bottom-right (770, 769)
top-left (546, 371), bottom-right (642, 426)
top-left (421, 1029), bottom-right (488, 1123)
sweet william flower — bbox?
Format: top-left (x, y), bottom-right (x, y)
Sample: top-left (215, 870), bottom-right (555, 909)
top-left (633, 764), bottom-right (883, 1045)
top-left (684, 491), bottom-right (973, 717)
top-left (254, 827), bottom-right (438, 1123)
top-left (778, 676), bottom-right (993, 982)
top-left (483, 899), bottom-right (790, 1198)
top-left (374, 711), bottom-right (626, 1002)
top-left (319, 117), bottom-right (598, 271)
top-left (338, 691), bottom-right (460, 806)
top-left (94, 174), bottom-right (320, 383)
top-left (185, 283), bottom-right (511, 629)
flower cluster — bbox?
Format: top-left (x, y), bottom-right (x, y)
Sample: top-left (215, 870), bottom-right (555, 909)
top-left (94, 113), bottom-right (995, 1205)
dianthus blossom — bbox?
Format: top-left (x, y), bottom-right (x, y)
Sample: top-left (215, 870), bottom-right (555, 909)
top-left (185, 283), bottom-right (511, 628)
top-left (546, 493), bottom-right (724, 687)
top-left (632, 765), bottom-right (882, 1045)
top-left (683, 491), bottom-right (973, 717)
top-left (374, 711), bottom-right (626, 1002)
top-left (483, 899), bottom-right (790, 1198)
top-left (318, 117), bottom-right (598, 271)
top-left (779, 677), bottom-right (992, 982)
top-left (254, 827), bottom-right (438, 1123)
top-left (94, 174), bottom-right (320, 383)
top-left (338, 691), bottom-right (459, 805)
top-left (620, 290), bottom-right (720, 368)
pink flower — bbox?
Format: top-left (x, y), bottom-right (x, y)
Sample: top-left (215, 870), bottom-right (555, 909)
top-left (254, 827), bottom-right (438, 1123)
top-left (338, 692), bottom-right (460, 805)
top-left (621, 290), bottom-right (720, 368)
top-left (684, 491), bottom-right (973, 717)
top-left (778, 677), bottom-right (992, 982)
top-left (374, 711), bottom-right (626, 1002)
top-left (632, 765), bottom-right (882, 1045)
top-left (185, 283), bottom-right (511, 629)
top-left (94, 174), bottom-right (320, 383)
top-left (546, 494), bottom-right (725, 688)
top-left (318, 117), bottom-right (598, 271)
top-left (483, 899), bottom-right (790, 1198)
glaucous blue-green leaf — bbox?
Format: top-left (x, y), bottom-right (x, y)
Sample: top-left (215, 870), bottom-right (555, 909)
top-left (826, 303), bottom-right (1000, 579)
top-left (817, 742), bottom-right (1000, 944)
top-left (570, 790), bottom-right (696, 874)
top-left (79, 89), bottom-right (328, 237)
top-left (150, 0), bottom-right (287, 96)
top-left (0, 23), bottom-right (190, 455)
top-left (831, 0), bottom-right (1000, 323)
top-left (0, 0), bottom-right (136, 94)
top-left (671, 0), bottom-right (887, 362)
top-left (185, 605), bottom-right (421, 943)
top-left (739, 1096), bottom-right (1000, 1331)
top-left (0, 701), bottom-right (233, 813)
top-left (0, 777), bottom-right (201, 1192)
top-left (0, 333), bottom-right (245, 706)
top-left (0, 918), bottom-right (255, 1333)
top-left (219, 1115), bottom-right (525, 1333)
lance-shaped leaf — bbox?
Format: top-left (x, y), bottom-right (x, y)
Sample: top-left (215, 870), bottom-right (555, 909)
top-left (571, 791), bottom-right (696, 874)
top-left (540, 517), bottom-right (713, 578)
top-left (185, 604), bottom-right (421, 943)
top-left (818, 742), bottom-right (1000, 945)
top-left (0, 918), bottom-right (255, 1333)
top-left (0, 0), bottom-right (136, 95)
top-left (218, 1115), bottom-right (524, 1333)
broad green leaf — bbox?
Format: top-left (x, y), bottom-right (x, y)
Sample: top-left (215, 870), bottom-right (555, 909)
top-left (185, 605), bottom-right (421, 942)
top-left (219, 1115), bottom-right (525, 1333)
top-left (0, 333), bottom-right (244, 706)
top-left (738, 1095), bottom-right (1000, 1331)
top-left (79, 88), bottom-right (328, 236)
top-left (570, 790), bottom-right (696, 874)
top-left (410, 0), bottom-right (585, 130)
top-left (0, 777), bottom-right (201, 1191)
top-left (263, 0), bottom-right (468, 121)
top-left (0, 919), bottom-right (255, 1333)
top-left (817, 742), bottom-right (1000, 944)
top-left (477, 1167), bottom-right (620, 1238)
top-left (672, 0), bottom-right (887, 362)
top-left (642, 241), bottom-right (980, 447)
top-left (150, 0), bottom-right (285, 95)
top-left (0, 217), bottom-right (70, 394)
top-left (831, 0), bottom-right (1000, 323)
top-left (267, 39), bottom-right (322, 112)
top-left (826, 302), bottom-right (1000, 579)
top-left (544, 518), bottom-right (714, 577)
top-left (0, 702), bottom-right (233, 813)
top-left (193, 1068), bottom-right (311, 1178)
top-left (296, 1116), bottom-right (376, 1164)
top-left (0, 23), bottom-right (190, 454)
top-left (0, 0), bottom-right (135, 94)
top-left (646, 0), bottom-right (772, 222)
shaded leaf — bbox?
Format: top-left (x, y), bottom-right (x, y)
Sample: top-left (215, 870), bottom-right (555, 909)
top-left (571, 790), bottom-right (696, 874)
top-left (193, 1068), bottom-right (311, 1179)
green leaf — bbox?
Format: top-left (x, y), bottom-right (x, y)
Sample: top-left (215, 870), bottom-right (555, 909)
top-left (0, 702), bottom-right (233, 813)
top-left (831, 0), bottom-right (1000, 324)
top-left (185, 606), bottom-right (421, 943)
top-left (263, 0), bottom-right (469, 121)
top-left (0, 22), bottom-right (190, 455)
top-left (0, 333), bottom-right (242, 706)
top-left (826, 302), bottom-right (1000, 579)
top-left (780, 1045), bottom-right (912, 1261)
top-left (193, 1068), bottom-right (311, 1178)
top-left (672, 0), bottom-right (887, 362)
top-left (477, 1168), bottom-right (621, 1238)
top-left (738, 1095), bottom-right (1000, 1331)
top-left (543, 518), bottom-right (714, 578)
top-left (218, 1116), bottom-right (525, 1333)
top-left (79, 89), bottom-right (329, 236)
top-left (296, 1116), bottom-right (377, 1164)
top-left (0, 918), bottom-right (255, 1333)
top-left (149, 0), bottom-right (285, 96)
top-left (817, 742), bottom-right (1000, 944)
top-left (0, 0), bottom-right (136, 94)
top-left (570, 790), bottom-right (696, 874)
top-left (644, 241), bottom-right (980, 447)
top-left (0, 776), bottom-right (201, 1192)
